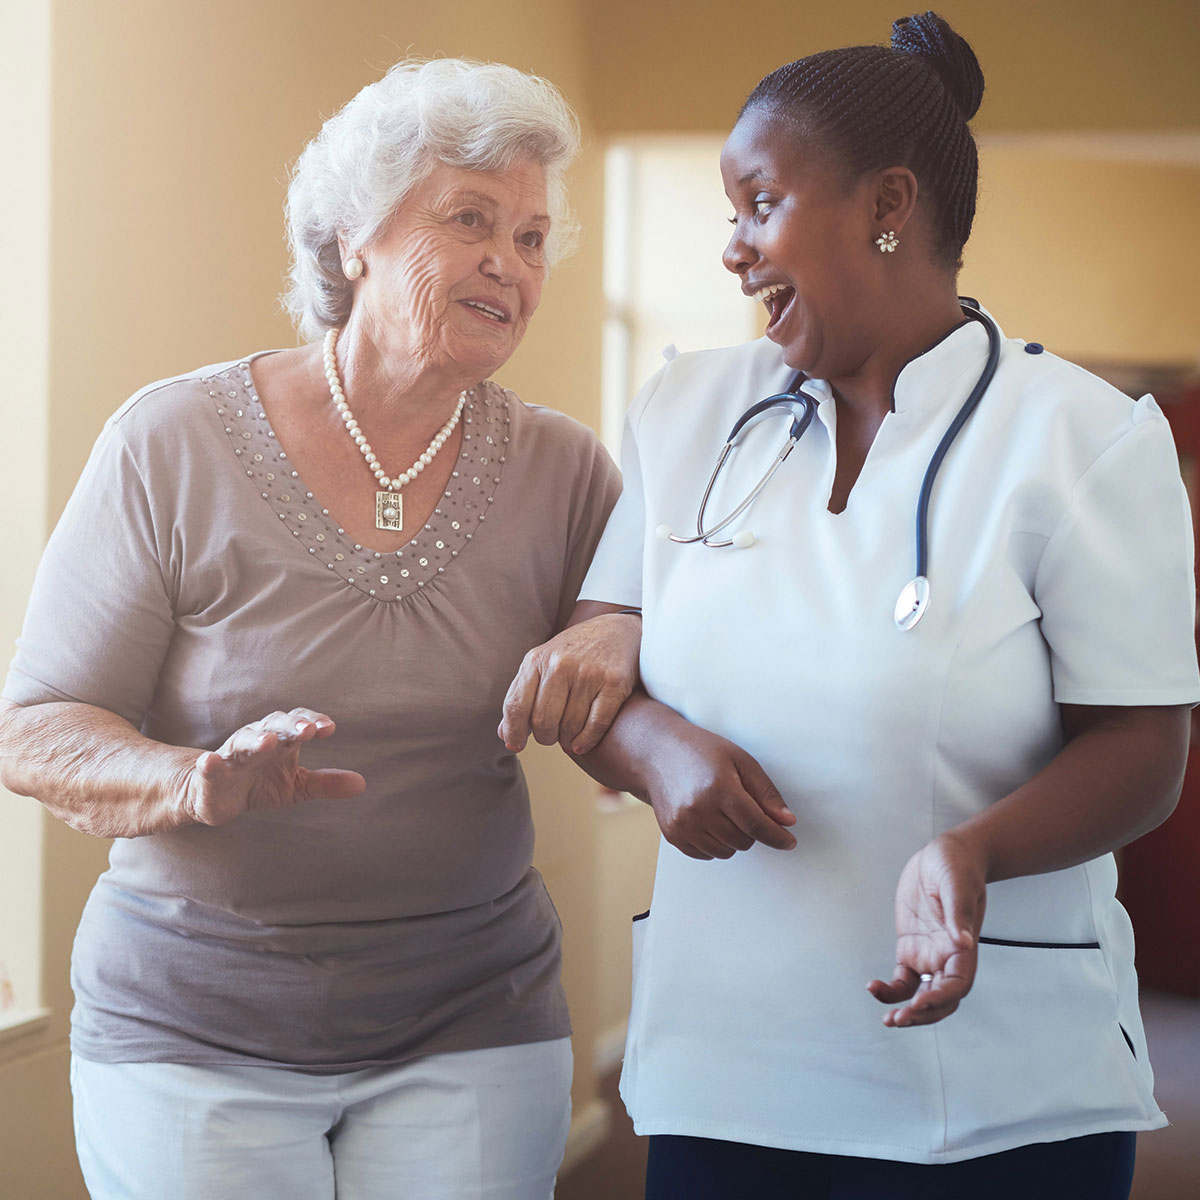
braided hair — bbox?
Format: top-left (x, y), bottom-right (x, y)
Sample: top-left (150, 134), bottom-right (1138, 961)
top-left (742, 12), bottom-right (984, 270)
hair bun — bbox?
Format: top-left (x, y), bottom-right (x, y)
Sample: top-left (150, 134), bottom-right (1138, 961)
top-left (891, 11), bottom-right (984, 120)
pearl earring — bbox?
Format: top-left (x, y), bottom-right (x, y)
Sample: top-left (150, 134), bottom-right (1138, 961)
top-left (343, 256), bottom-right (363, 280)
top-left (875, 231), bottom-right (899, 253)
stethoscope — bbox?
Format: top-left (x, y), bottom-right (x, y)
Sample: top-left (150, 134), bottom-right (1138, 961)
top-left (655, 299), bottom-right (1002, 632)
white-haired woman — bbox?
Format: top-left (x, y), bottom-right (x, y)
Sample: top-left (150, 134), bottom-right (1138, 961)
top-left (0, 59), bottom-right (636, 1200)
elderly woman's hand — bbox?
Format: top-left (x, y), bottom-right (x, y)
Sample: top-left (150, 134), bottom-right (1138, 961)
top-left (499, 606), bottom-right (642, 755)
top-left (183, 708), bottom-right (366, 827)
top-left (867, 831), bottom-right (986, 1027)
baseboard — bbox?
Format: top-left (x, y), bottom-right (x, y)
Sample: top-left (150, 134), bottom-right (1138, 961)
top-left (560, 1097), bottom-right (612, 1175)
top-left (593, 1020), bottom-right (627, 1076)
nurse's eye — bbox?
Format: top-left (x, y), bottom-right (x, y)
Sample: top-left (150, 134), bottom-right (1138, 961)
top-left (753, 196), bottom-right (775, 220)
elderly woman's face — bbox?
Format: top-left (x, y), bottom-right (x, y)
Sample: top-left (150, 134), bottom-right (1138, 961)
top-left (354, 159), bottom-right (549, 382)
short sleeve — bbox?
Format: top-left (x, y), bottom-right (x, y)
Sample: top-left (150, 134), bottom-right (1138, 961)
top-left (552, 434), bottom-right (623, 631)
top-left (578, 367), bottom-right (667, 608)
top-left (3, 421), bottom-right (176, 726)
top-left (1036, 403), bottom-right (1200, 705)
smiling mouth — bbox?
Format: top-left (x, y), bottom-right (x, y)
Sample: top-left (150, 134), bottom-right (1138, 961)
top-left (462, 300), bottom-right (509, 323)
top-left (751, 283), bottom-right (795, 333)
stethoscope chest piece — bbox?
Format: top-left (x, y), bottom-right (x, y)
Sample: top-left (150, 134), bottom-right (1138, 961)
top-left (894, 576), bottom-right (930, 632)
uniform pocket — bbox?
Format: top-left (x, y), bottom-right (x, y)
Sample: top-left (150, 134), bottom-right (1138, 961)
top-left (937, 939), bottom-right (1157, 1154)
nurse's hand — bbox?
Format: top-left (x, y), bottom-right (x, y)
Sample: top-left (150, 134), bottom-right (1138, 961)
top-left (500, 604), bottom-right (643, 755)
top-left (182, 708), bottom-right (367, 827)
top-left (645, 724), bottom-right (797, 860)
top-left (867, 831), bottom-right (986, 1027)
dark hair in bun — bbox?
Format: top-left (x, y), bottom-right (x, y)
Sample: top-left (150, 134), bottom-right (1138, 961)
top-left (741, 12), bottom-right (984, 270)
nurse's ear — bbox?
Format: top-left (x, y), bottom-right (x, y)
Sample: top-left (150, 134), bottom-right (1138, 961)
top-left (867, 165), bottom-right (919, 247)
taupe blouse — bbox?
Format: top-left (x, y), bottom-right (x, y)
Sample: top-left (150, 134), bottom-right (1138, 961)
top-left (4, 354), bottom-right (620, 1071)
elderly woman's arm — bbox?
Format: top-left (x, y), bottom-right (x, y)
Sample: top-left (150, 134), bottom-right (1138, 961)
top-left (0, 699), bottom-right (365, 839)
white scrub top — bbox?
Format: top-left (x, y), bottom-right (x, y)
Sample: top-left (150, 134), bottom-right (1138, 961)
top-left (580, 317), bottom-right (1200, 1165)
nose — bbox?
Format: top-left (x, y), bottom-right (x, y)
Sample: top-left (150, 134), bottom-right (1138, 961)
top-left (722, 222), bottom-right (756, 277)
top-left (481, 237), bottom-right (523, 286)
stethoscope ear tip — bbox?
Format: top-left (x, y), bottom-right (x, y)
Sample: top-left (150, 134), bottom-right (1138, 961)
top-left (731, 529), bottom-right (756, 549)
top-left (655, 524), bottom-right (673, 541)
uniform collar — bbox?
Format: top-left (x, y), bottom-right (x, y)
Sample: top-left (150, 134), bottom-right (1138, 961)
top-left (794, 313), bottom-right (998, 415)
top-left (892, 315), bottom-right (996, 415)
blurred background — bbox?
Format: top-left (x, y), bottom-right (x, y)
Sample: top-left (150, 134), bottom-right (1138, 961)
top-left (1, 2), bottom-right (1197, 1196)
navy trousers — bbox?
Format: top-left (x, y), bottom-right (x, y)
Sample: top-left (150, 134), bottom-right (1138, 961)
top-left (645, 1130), bottom-right (1136, 1199)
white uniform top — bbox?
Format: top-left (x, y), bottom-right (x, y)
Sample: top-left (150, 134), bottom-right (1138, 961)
top-left (580, 317), bottom-right (1200, 1165)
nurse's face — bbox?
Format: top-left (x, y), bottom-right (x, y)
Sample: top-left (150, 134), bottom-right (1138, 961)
top-left (721, 108), bottom-right (881, 378)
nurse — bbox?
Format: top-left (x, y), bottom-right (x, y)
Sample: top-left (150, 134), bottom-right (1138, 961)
top-left (501, 11), bottom-right (1199, 1199)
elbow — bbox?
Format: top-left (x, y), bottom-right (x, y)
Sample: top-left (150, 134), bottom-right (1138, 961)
top-left (1138, 709), bottom-right (1191, 837)
top-left (0, 698), bottom-right (28, 796)
top-left (1148, 748), bottom-right (1188, 833)
top-left (1142, 781), bottom-right (1183, 839)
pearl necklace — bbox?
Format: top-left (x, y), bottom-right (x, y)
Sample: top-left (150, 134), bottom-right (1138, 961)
top-left (322, 327), bottom-right (467, 532)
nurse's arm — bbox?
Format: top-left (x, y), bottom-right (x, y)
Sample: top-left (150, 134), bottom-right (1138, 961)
top-left (575, 691), bottom-right (798, 858)
top-left (869, 702), bottom-right (1189, 1027)
top-left (501, 601), bottom-right (797, 858)
top-left (955, 702), bottom-right (1187, 881)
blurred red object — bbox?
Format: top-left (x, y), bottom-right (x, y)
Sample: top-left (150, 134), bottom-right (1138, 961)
top-left (1120, 382), bottom-right (1200, 998)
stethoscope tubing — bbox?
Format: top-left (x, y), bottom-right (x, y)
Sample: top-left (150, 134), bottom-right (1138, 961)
top-left (912, 301), bottom-right (1000, 579)
top-left (660, 299), bottom-right (1002, 627)
top-left (690, 395), bottom-right (816, 546)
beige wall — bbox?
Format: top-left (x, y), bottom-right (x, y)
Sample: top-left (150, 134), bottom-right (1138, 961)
top-left (0, 0), bottom-right (51, 1027)
top-left (3, 1), bottom-right (1198, 1195)
top-left (579, 0), bottom-right (1200, 135)
top-left (594, 801), bottom-right (659, 1053)
top-left (0, 2), bottom-right (54, 1185)
top-left (964, 146), bottom-right (1200, 364)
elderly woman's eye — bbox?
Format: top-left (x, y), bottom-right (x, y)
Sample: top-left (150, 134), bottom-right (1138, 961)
top-left (520, 231), bottom-right (545, 250)
top-left (455, 210), bottom-right (482, 228)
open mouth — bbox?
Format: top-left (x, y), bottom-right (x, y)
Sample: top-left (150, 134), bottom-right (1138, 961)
top-left (752, 283), bottom-right (795, 334)
top-left (461, 299), bottom-right (509, 324)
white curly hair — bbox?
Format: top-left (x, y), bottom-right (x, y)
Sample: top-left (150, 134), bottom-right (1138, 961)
top-left (283, 58), bottom-right (581, 341)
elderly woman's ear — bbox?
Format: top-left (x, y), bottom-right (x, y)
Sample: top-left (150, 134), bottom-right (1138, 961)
top-left (336, 235), bottom-right (364, 280)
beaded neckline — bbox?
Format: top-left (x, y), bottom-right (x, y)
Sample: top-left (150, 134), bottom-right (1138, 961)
top-left (208, 358), bottom-right (511, 603)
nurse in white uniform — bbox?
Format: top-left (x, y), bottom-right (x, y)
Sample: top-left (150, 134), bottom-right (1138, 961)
top-left (501, 12), bottom-right (1199, 1199)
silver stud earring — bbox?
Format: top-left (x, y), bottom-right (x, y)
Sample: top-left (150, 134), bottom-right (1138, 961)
top-left (343, 256), bottom-right (363, 280)
top-left (875, 231), bottom-right (899, 253)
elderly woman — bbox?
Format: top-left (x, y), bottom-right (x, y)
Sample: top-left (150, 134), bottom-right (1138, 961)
top-left (504, 13), bottom-right (1197, 1199)
top-left (0, 59), bottom-right (631, 1200)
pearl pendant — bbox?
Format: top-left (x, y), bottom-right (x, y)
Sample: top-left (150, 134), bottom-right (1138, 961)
top-left (375, 491), bottom-right (403, 531)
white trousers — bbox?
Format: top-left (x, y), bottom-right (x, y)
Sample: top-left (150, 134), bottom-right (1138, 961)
top-left (71, 1038), bottom-right (573, 1200)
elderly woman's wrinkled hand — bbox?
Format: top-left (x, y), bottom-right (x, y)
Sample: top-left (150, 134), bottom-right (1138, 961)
top-left (867, 831), bottom-right (987, 1027)
top-left (499, 613), bottom-right (642, 755)
top-left (183, 707), bottom-right (366, 827)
